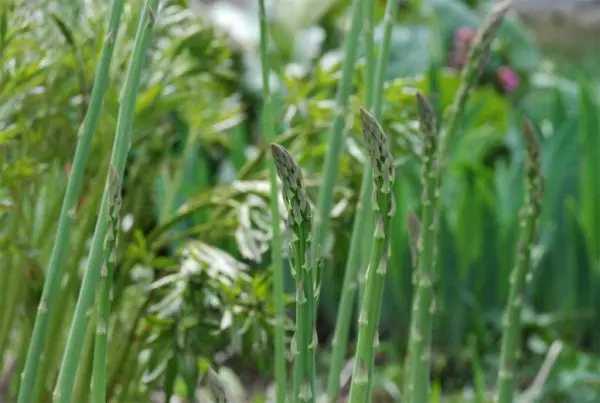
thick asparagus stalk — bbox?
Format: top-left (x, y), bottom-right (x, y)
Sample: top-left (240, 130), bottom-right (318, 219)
top-left (271, 144), bottom-right (317, 403)
top-left (347, 108), bottom-right (396, 403)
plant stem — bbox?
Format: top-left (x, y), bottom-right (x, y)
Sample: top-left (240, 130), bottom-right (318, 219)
top-left (326, 1), bottom-right (399, 400)
top-left (347, 108), bottom-right (396, 403)
top-left (72, 316), bottom-right (97, 403)
top-left (271, 144), bottom-right (316, 403)
top-left (404, 92), bottom-right (439, 403)
top-left (17, 2), bottom-right (125, 402)
top-left (52, 2), bottom-right (159, 402)
top-left (403, 3), bottom-right (512, 401)
top-left (356, 0), bottom-right (377, 348)
top-left (91, 166), bottom-right (122, 403)
top-left (310, 0), bottom-right (366, 272)
top-left (495, 119), bottom-right (542, 403)
top-left (422, 0), bottom-right (442, 124)
top-left (257, 1), bottom-right (287, 401)
top-left (437, 0), bottom-right (513, 165)
top-left (363, 0), bottom-right (376, 109)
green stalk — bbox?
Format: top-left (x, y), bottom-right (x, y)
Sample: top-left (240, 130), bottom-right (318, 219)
top-left (33, 194), bottom-right (101, 403)
top-left (72, 315), bottom-right (97, 403)
top-left (52, 2), bottom-right (160, 402)
top-left (17, 2), bottom-right (125, 402)
top-left (437, 0), bottom-right (513, 165)
top-left (326, 1), bottom-right (399, 400)
top-left (91, 166), bottom-right (122, 403)
top-left (310, 0), bottom-right (366, 271)
top-left (257, 1), bottom-right (286, 401)
top-left (403, 3), bottom-right (512, 401)
top-left (271, 144), bottom-right (316, 403)
top-left (404, 92), bottom-right (439, 403)
top-left (356, 0), bottom-right (378, 338)
top-left (347, 108), bottom-right (396, 403)
top-left (495, 119), bottom-right (543, 403)
top-left (422, 0), bottom-right (442, 124)
top-left (363, 0), bottom-right (376, 109)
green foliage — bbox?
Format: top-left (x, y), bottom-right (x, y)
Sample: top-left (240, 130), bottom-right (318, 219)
top-left (2, 0), bottom-right (600, 401)
top-left (1, 0), bottom-right (276, 401)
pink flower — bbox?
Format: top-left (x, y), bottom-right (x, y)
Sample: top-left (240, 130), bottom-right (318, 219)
top-left (449, 27), bottom-right (477, 70)
top-left (496, 66), bottom-right (519, 94)
top-left (454, 27), bottom-right (477, 45)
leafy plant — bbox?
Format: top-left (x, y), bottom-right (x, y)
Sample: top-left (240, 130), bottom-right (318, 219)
top-left (3, 0), bottom-right (600, 401)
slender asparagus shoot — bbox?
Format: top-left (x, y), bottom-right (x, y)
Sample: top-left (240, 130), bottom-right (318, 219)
top-left (404, 92), bottom-right (439, 403)
top-left (271, 144), bottom-right (316, 403)
top-left (326, 1), bottom-right (400, 399)
top-left (438, 0), bottom-right (513, 164)
top-left (352, 0), bottom-right (378, 334)
top-left (91, 165), bottom-right (122, 403)
top-left (52, 2), bottom-right (160, 402)
top-left (363, 0), bottom-right (376, 109)
top-left (347, 108), bottom-right (396, 403)
top-left (310, 0), bottom-right (366, 274)
top-left (403, 3), bottom-right (512, 401)
top-left (17, 2), bottom-right (125, 401)
top-left (495, 119), bottom-right (543, 403)
top-left (257, 0), bottom-right (287, 401)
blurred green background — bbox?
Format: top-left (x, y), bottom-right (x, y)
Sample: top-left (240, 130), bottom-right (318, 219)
top-left (1, 0), bottom-right (599, 401)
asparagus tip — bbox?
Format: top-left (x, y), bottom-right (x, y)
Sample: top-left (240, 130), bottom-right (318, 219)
top-left (270, 142), bottom-right (312, 225)
top-left (358, 107), bottom-right (394, 179)
top-left (415, 91), bottom-right (437, 139)
top-left (522, 118), bottom-right (540, 156)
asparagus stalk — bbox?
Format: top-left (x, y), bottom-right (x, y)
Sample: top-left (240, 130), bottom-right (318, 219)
top-left (91, 165), bottom-right (122, 403)
top-left (53, 2), bottom-right (160, 402)
top-left (363, 0), bottom-right (376, 109)
top-left (495, 119), bottom-right (543, 403)
top-left (271, 144), bottom-right (316, 403)
top-left (404, 92), bottom-right (440, 403)
top-left (347, 108), bottom-right (396, 403)
top-left (17, 1), bottom-right (125, 401)
top-left (256, 0), bottom-right (287, 400)
top-left (326, 1), bottom-right (400, 399)
top-left (438, 0), bottom-right (514, 165)
top-left (403, 3), bottom-right (512, 401)
top-left (310, 0), bottom-right (367, 278)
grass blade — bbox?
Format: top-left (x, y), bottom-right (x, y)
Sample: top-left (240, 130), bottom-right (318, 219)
top-left (577, 81), bottom-right (600, 273)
